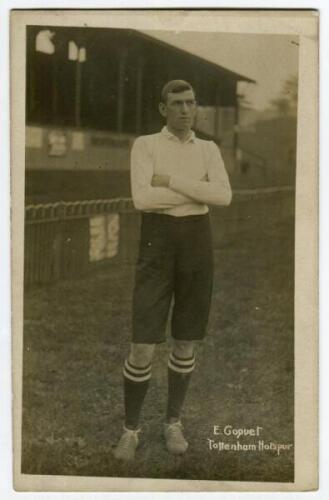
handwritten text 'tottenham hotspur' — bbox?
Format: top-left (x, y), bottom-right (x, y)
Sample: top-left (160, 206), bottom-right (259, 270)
top-left (207, 425), bottom-right (293, 456)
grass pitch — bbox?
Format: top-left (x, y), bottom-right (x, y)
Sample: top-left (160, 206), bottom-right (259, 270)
top-left (22, 218), bottom-right (294, 482)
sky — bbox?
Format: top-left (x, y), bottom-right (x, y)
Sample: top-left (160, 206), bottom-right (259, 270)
top-left (143, 30), bottom-right (299, 111)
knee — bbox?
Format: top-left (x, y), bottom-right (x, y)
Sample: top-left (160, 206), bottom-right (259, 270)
top-left (129, 343), bottom-right (155, 367)
top-left (172, 340), bottom-right (195, 359)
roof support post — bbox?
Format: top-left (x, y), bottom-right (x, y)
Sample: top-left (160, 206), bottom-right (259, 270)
top-left (214, 85), bottom-right (221, 140)
top-left (52, 55), bottom-right (59, 125)
top-left (135, 56), bottom-right (144, 135)
top-left (117, 48), bottom-right (127, 133)
top-left (75, 58), bottom-right (82, 128)
top-left (233, 82), bottom-right (239, 153)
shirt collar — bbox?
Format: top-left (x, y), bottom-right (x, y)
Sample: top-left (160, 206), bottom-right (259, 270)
top-left (161, 126), bottom-right (196, 144)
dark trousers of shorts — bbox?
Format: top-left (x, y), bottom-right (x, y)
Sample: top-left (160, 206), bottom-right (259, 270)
top-left (132, 212), bottom-right (214, 344)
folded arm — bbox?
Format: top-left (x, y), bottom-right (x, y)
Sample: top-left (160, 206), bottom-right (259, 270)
top-left (154, 142), bottom-right (232, 206)
top-left (130, 137), bottom-right (194, 211)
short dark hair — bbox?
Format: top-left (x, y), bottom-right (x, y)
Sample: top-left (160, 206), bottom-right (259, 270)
top-left (160, 80), bottom-right (194, 103)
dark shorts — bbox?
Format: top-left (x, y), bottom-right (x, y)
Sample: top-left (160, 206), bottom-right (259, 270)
top-left (132, 212), bottom-right (214, 344)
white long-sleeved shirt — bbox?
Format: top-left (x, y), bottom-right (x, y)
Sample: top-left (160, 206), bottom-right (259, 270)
top-left (130, 126), bottom-right (232, 217)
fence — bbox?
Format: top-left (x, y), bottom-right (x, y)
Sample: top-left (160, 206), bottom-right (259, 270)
top-left (24, 198), bottom-right (136, 286)
top-left (24, 188), bottom-right (295, 287)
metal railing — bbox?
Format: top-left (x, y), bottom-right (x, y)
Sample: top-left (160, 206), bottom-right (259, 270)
top-left (25, 198), bottom-right (134, 224)
top-left (24, 198), bottom-right (137, 287)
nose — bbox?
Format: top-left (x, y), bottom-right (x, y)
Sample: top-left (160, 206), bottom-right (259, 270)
top-left (181, 102), bottom-right (189, 113)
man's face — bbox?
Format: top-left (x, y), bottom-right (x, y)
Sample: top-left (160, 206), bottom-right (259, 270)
top-left (159, 89), bottom-right (197, 132)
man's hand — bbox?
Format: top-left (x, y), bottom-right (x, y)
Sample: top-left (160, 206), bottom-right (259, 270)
top-left (151, 174), bottom-right (170, 188)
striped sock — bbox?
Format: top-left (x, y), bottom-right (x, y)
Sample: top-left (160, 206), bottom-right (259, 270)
top-left (167, 352), bottom-right (196, 422)
top-left (123, 359), bottom-right (152, 430)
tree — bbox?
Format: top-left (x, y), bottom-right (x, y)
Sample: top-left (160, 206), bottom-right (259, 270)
top-left (270, 74), bottom-right (298, 116)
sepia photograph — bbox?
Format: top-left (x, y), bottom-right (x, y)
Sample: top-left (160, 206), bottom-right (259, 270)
top-left (11, 10), bottom-right (318, 492)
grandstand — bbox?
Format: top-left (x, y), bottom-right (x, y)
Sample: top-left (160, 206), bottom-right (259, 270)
top-left (25, 26), bottom-right (254, 203)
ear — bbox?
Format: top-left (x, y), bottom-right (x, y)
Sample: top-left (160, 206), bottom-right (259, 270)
top-left (158, 102), bottom-right (167, 118)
